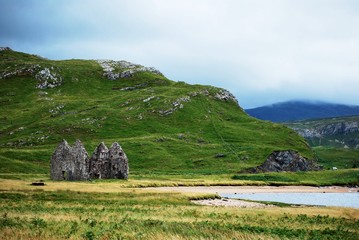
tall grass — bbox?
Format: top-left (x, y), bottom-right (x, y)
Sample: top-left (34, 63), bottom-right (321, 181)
top-left (0, 188), bottom-right (358, 239)
top-left (1, 168), bottom-right (358, 188)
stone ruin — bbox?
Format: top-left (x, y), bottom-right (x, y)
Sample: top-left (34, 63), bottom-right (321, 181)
top-left (250, 150), bottom-right (322, 173)
top-left (50, 140), bottom-right (129, 181)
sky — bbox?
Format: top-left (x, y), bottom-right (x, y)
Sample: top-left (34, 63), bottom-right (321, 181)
top-left (1, 0), bottom-right (359, 108)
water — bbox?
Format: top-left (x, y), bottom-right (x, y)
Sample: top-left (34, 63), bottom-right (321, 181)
top-left (220, 193), bottom-right (359, 208)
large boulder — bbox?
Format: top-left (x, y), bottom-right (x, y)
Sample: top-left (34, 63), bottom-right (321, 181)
top-left (251, 150), bottom-right (321, 173)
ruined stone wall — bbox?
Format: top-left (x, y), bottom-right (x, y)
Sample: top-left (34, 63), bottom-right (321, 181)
top-left (50, 140), bottom-right (89, 180)
top-left (89, 142), bottom-right (129, 179)
top-left (50, 140), bottom-right (71, 180)
top-left (50, 140), bottom-right (129, 180)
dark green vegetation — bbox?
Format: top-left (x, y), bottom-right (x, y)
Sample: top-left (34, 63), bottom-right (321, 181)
top-left (1, 189), bottom-right (358, 239)
top-left (314, 147), bottom-right (359, 170)
top-left (233, 169), bottom-right (359, 186)
top-left (0, 48), bottom-right (314, 175)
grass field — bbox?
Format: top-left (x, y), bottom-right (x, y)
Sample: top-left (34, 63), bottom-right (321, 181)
top-left (1, 168), bottom-right (358, 188)
top-left (0, 179), bottom-right (358, 240)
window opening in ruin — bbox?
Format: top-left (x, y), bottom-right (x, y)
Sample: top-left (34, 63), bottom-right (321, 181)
top-left (62, 171), bottom-right (67, 180)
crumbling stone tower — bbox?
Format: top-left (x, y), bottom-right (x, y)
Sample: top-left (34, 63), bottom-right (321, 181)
top-left (109, 142), bottom-right (129, 179)
top-left (50, 140), bottom-right (129, 180)
top-left (89, 142), bottom-right (129, 179)
top-left (50, 140), bottom-right (89, 180)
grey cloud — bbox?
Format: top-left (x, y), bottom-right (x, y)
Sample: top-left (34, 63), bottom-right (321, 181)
top-left (1, 0), bottom-right (359, 108)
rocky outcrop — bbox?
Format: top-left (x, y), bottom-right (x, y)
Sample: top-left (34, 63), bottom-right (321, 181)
top-left (0, 64), bottom-right (63, 89)
top-left (0, 64), bottom-right (40, 79)
top-left (215, 89), bottom-right (238, 104)
top-left (251, 150), bottom-right (321, 173)
top-left (97, 60), bottom-right (163, 80)
top-left (50, 140), bottom-right (129, 180)
top-left (0, 47), bottom-right (12, 51)
top-left (35, 67), bottom-right (63, 89)
top-left (158, 96), bottom-right (191, 116)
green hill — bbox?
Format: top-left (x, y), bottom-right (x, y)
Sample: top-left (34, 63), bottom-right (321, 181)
top-left (0, 48), bottom-right (314, 175)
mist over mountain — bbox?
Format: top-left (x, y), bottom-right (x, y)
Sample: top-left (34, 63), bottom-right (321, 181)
top-left (245, 100), bottom-right (359, 122)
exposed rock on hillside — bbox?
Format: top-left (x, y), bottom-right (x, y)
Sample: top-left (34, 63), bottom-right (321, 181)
top-left (97, 60), bottom-right (163, 80)
top-left (50, 140), bottom-right (129, 180)
top-left (158, 96), bottom-right (191, 116)
top-left (0, 64), bottom-right (63, 89)
top-left (0, 64), bottom-right (40, 79)
top-left (251, 150), bottom-right (321, 173)
top-left (35, 67), bottom-right (63, 89)
top-left (215, 89), bottom-right (238, 104)
top-left (0, 47), bottom-right (12, 51)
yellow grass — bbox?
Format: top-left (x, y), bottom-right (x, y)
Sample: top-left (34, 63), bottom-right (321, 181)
top-left (0, 178), bottom-right (261, 193)
top-left (1, 179), bottom-right (358, 239)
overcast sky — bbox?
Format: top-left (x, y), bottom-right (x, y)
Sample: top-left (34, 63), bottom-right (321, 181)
top-left (1, 0), bottom-right (359, 108)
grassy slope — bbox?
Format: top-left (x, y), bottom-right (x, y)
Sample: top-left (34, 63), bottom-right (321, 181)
top-left (0, 49), bottom-right (314, 176)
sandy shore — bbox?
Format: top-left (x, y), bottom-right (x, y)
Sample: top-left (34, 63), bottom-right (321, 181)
top-left (146, 185), bottom-right (358, 194)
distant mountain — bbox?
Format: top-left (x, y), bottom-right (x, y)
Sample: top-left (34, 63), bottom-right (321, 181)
top-left (245, 100), bottom-right (359, 122)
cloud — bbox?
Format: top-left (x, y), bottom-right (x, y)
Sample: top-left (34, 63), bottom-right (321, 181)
top-left (1, 0), bottom-right (359, 108)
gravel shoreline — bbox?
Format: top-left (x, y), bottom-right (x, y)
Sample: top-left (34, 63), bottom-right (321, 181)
top-left (191, 198), bottom-right (275, 208)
